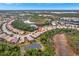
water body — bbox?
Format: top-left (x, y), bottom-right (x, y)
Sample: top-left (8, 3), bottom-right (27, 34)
top-left (25, 42), bottom-right (42, 49)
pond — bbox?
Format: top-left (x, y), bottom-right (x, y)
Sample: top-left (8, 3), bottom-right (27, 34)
top-left (24, 42), bottom-right (42, 49)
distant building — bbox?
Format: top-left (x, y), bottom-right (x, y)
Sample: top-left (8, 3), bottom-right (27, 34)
top-left (60, 17), bottom-right (79, 25)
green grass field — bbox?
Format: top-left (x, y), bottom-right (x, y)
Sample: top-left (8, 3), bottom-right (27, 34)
top-left (30, 14), bottom-right (50, 25)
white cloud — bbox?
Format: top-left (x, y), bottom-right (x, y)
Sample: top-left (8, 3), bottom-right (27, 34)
top-left (0, 3), bottom-right (20, 6)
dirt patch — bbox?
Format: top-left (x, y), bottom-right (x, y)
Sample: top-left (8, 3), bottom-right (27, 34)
top-left (53, 33), bottom-right (76, 56)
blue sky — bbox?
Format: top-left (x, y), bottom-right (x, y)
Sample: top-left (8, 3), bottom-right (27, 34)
top-left (0, 3), bottom-right (79, 10)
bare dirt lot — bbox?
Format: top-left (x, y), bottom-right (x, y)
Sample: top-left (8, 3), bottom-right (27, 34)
top-left (53, 33), bottom-right (76, 56)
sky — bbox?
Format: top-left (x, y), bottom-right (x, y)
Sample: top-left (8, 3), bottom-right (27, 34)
top-left (0, 3), bottom-right (79, 10)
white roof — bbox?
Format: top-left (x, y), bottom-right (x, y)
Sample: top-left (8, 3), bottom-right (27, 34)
top-left (24, 20), bottom-right (35, 24)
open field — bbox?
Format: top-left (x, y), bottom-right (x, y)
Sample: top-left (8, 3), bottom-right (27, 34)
top-left (53, 33), bottom-right (75, 56)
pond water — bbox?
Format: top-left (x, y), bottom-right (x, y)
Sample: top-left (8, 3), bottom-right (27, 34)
top-left (25, 42), bottom-right (42, 49)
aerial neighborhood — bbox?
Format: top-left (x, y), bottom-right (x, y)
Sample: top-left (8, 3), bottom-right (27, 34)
top-left (0, 10), bottom-right (79, 56)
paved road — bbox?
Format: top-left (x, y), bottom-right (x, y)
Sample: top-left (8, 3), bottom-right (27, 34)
top-left (53, 34), bottom-right (76, 56)
top-left (2, 23), bottom-right (14, 35)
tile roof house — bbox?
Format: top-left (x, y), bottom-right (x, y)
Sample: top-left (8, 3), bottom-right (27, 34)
top-left (25, 35), bottom-right (34, 41)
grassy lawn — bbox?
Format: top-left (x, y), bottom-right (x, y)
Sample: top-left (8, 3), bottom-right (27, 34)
top-left (30, 14), bottom-right (50, 25)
